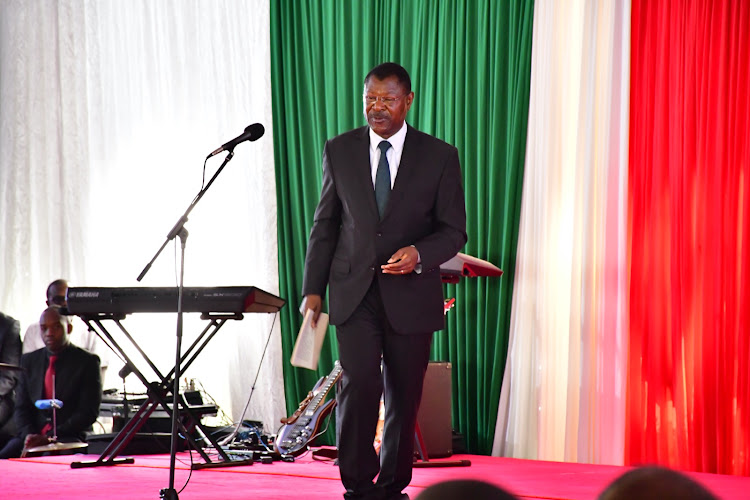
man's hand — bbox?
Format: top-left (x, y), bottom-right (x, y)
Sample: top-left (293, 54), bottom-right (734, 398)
top-left (381, 246), bottom-right (419, 275)
top-left (303, 294), bottom-right (323, 328)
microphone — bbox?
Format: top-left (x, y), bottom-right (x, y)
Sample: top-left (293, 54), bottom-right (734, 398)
top-left (206, 123), bottom-right (265, 158)
top-left (35, 399), bottom-right (63, 410)
top-left (118, 363), bottom-right (134, 379)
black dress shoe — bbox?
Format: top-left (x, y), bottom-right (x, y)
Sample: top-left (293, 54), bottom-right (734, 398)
top-left (385, 494), bottom-right (409, 500)
top-left (343, 488), bottom-right (385, 500)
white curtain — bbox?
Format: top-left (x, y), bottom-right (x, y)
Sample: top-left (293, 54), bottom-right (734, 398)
top-left (493, 0), bottom-right (630, 464)
top-left (0, 0), bottom-right (285, 432)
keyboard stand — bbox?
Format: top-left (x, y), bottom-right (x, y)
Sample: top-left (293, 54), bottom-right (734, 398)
top-left (71, 312), bottom-right (253, 470)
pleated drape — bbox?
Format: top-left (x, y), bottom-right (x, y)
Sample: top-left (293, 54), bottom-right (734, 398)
top-left (628, 0), bottom-right (750, 475)
top-left (493, 0), bottom-right (631, 465)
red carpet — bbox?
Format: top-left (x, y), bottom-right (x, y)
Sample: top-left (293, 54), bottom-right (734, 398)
top-left (1, 449), bottom-right (747, 499)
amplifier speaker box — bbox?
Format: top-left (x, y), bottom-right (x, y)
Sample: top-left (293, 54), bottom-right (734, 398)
top-left (415, 361), bottom-right (453, 458)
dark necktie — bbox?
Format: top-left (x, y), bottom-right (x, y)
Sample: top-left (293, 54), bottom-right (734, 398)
top-left (375, 141), bottom-right (392, 218)
top-left (44, 355), bottom-right (57, 399)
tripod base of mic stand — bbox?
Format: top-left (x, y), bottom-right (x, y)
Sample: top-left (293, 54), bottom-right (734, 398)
top-left (413, 458), bottom-right (472, 468)
top-left (160, 487), bottom-right (179, 499)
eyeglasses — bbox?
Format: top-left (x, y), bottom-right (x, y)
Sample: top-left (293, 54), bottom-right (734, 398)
top-left (363, 94), bottom-right (407, 105)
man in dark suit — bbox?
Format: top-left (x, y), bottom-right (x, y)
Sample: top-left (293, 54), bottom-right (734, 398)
top-left (302, 62), bottom-right (467, 500)
top-left (0, 312), bottom-right (22, 446)
top-left (0, 306), bottom-right (101, 458)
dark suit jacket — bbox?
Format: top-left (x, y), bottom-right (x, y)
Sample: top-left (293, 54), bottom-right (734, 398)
top-left (15, 345), bottom-right (101, 440)
top-left (302, 125), bottom-right (467, 334)
top-left (0, 312), bottom-right (21, 426)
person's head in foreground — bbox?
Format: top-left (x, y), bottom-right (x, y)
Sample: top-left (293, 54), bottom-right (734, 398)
top-left (598, 466), bottom-right (718, 500)
top-left (416, 479), bottom-right (518, 500)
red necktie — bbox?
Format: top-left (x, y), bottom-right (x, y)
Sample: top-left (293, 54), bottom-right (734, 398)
top-left (44, 355), bottom-right (57, 399)
top-left (40, 355), bottom-right (57, 436)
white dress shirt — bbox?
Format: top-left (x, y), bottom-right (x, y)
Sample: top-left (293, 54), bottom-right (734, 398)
top-left (369, 121), bottom-right (408, 189)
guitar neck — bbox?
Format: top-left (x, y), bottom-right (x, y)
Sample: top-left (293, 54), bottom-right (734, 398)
top-left (305, 364), bottom-right (342, 416)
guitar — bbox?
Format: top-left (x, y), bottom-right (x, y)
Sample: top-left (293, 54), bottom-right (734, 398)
top-left (275, 361), bottom-right (342, 456)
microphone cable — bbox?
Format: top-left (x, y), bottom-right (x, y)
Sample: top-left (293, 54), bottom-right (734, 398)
top-left (219, 311), bottom-right (279, 447)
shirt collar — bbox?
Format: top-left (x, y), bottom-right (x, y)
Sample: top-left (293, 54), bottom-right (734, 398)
top-left (369, 121), bottom-right (408, 156)
top-left (47, 343), bottom-right (71, 358)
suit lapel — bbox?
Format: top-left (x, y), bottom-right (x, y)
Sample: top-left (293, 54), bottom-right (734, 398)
top-left (33, 352), bottom-right (47, 400)
top-left (353, 127), bottom-right (380, 220)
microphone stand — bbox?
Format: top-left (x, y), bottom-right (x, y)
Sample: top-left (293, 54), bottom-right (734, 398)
top-left (118, 364), bottom-right (133, 425)
top-left (136, 151), bottom-right (235, 500)
top-left (51, 374), bottom-right (58, 442)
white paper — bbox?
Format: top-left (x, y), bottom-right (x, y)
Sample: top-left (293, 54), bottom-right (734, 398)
top-left (290, 309), bottom-right (329, 370)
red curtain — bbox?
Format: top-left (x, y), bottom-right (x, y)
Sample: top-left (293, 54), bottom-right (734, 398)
top-left (628, 0), bottom-right (750, 475)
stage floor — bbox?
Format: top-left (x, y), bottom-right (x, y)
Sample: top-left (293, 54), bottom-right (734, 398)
top-left (1, 448), bottom-right (747, 499)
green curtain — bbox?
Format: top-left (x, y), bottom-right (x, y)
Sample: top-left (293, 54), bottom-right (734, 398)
top-left (271, 0), bottom-right (533, 454)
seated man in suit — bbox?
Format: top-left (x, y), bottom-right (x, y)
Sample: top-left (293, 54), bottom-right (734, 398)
top-left (0, 311), bottom-right (22, 447)
top-left (0, 307), bottom-right (101, 458)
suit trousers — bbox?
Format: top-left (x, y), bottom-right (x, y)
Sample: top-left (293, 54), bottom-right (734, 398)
top-left (335, 278), bottom-right (433, 499)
